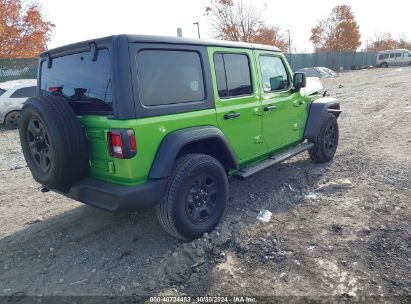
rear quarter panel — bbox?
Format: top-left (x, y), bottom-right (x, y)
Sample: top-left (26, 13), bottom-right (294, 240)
top-left (81, 110), bottom-right (218, 186)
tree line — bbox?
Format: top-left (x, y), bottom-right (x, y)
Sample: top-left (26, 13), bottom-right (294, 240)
top-left (206, 0), bottom-right (410, 53)
top-left (0, 0), bottom-right (410, 58)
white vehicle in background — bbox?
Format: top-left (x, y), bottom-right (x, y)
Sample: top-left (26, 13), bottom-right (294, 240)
top-left (0, 79), bottom-right (37, 129)
top-left (377, 49), bottom-right (411, 67)
top-left (301, 77), bottom-right (324, 97)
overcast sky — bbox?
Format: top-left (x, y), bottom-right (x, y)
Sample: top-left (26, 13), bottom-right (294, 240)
top-left (39, 0), bottom-right (411, 53)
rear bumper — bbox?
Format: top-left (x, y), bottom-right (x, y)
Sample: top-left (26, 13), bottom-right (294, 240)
top-left (59, 178), bottom-right (167, 212)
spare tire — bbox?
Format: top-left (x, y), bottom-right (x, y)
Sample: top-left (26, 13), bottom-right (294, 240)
top-left (19, 95), bottom-right (88, 190)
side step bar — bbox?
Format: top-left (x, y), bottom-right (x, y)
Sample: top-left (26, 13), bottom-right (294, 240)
top-left (233, 142), bottom-right (314, 180)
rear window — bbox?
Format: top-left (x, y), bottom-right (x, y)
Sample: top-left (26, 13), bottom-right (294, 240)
top-left (214, 53), bottom-right (252, 98)
top-left (136, 50), bottom-right (205, 106)
top-left (40, 48), bottom-right (113, 115)
top-left (0, 88), bottom-right (5, 97)
top-left (10, 86), bottom-right (36, 98)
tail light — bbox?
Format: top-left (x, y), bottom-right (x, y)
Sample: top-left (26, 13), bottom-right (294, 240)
top-left (107, 129), bottom-right (136, 159)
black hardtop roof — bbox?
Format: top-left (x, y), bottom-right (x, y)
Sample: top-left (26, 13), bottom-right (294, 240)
top-left (41, 34), bottom-right (281, 57)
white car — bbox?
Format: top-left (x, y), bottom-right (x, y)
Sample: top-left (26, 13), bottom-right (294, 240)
top-left (300, 77), bottom-right (324, 96)
top-left (0, 79), bottom-right (37, 129)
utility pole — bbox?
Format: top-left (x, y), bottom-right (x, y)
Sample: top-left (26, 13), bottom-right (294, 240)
top-left (177, 28), bottom-right (183, 38)
top-left (286, 29), bottom-right (291, 66)
top-left (193, 22), bottom-right (200, 39)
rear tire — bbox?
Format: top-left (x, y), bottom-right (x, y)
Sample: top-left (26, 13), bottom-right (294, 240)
top-left (19, 95), bottom-right (88, 190)
top-left (308, 113), bottom-right (339, 163)
top-left (5, 111), bottom-right (20, 129)
top-left (156, 154), bottom-right (228, 240)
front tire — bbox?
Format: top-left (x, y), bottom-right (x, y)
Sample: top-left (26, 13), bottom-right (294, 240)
top-left (308, 113), bottom-right (339, 163)
top-left (381, 62), bottom-right (388, 68)
top-left (156, 154), bottom-right (228, 240)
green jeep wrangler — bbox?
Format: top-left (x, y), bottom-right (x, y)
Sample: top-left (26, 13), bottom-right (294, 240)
top-left (19, 35), bottom-right (341, 240)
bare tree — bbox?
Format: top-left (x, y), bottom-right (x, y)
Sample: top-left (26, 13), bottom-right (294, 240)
top-left (205, 0), bottom-right (288, 50)
top-left (397, 33), bottom-right (411, 49)
top-left (368, 32), bottom-right (399, 51)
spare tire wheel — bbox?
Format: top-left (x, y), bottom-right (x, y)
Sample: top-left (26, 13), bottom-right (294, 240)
top-left (19, 95), bottom-right (88, 190)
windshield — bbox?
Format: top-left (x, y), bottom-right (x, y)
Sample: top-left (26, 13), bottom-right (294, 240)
top-left (40, 48), bottom-right (113, 115)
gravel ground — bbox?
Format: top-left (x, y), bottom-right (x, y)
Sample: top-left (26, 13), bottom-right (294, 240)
top-left (0, 67), bottom-right (410, 301)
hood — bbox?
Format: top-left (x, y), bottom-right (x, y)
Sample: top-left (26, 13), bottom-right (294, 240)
top-left (300, 77), bottom-right (323, 96)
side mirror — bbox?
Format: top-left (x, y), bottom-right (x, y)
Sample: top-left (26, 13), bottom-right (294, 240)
top-left (293, 72), bottom-right (306, 92)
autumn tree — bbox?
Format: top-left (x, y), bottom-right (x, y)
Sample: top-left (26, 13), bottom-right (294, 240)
top-left (205, 0), bottom-right (288, 51)
top-left (0, 0), bottom-right (54, 58)
top-left (368, 32), bottom-right (399, 51)
top-left (310, 5), bottom-right (361, 52)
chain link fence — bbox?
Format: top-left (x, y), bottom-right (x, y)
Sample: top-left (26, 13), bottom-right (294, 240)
top-left (286, 52), bottom-right (377, 72)
top-left (0, 58), bottom-right (38, 83)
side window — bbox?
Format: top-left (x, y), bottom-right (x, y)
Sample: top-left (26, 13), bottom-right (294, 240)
top-left (214, 53), bottom-right (252, 98)
top-left (0, 88), bottom-right (5, 97)
top-left (390, 53), bottom-right (395, 58)
top-left (136, 50), bottom-right (205, 106)
top-left (10, 86), bottom-right (36, 98)
top-left (214, 54), bottom-right (228, 98)
top-left (395, 53), bottom-right (402, 58)
top-left (379, 55), bottom-right (384, 60)
top-left (259, 55), bottom-right (289, 92)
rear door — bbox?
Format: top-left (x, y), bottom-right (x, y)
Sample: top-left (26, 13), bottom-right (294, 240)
top-left (394, 52), bottom-right (403, 65)
top-left (255, 51), bottom-right (308, 152)
top-left (209, 47), bottom-right (265, 162)
top-left (388, 53), bottom-right (396, 65)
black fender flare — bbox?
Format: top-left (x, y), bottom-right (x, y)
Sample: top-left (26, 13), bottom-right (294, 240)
top-left (304, 97), bottom-right (342, 139)
top-left (149, 126), bottom-right (239, 179)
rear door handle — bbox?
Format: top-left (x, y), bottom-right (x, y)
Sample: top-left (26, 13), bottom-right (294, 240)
top-left (264, 105), bottom-right (277, 112)
top-left (224, 112), bottom-right (241, 120)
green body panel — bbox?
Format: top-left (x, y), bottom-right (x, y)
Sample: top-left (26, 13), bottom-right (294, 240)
top-left (80, 46), bottom-right (310, 187)
top-left (208, 47), bottom-right (266, 162)
top-left (254, 50), bottom-right (309, 150)
top-left (80, 109), bottom-right (218, 186)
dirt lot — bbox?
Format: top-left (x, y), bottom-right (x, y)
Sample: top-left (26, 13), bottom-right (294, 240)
top-left (0, 67), bottom-right (410, 301)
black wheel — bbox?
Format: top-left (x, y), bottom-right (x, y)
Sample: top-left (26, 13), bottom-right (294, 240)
top-left (381, 62), bottom-right (388, 68)
top-left (19, 95), bottom-right (88, 190)
top-left (26, 116), bottom-right (53, 172)
top-left (156, 153), bottom-right (228, 240)
top-left (5, 111), bottom-right (20, 129)
top-left (308, 113), bottom-right (339, 163)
